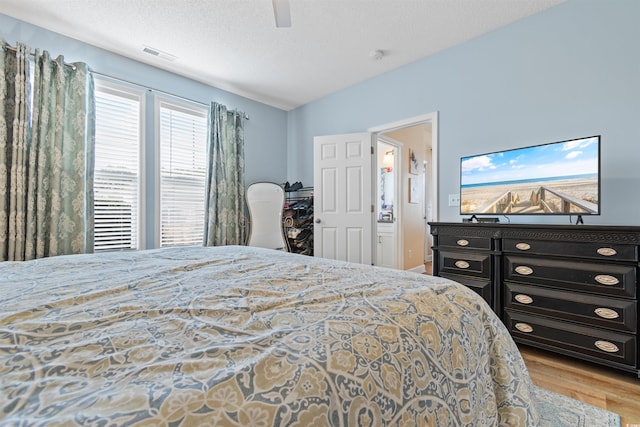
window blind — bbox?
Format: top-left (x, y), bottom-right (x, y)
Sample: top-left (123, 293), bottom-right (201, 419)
top-left (94, 83), bottom-right (143, 251)
top-left (158, 101), bottom-right (208, 247)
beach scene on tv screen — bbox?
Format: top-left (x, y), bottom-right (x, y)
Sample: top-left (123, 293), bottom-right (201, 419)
top-left (461, 136), bottom-right (599, 215)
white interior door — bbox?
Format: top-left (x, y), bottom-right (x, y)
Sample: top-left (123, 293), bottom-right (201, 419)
top-left (314, 133), bottom-right (373, 264)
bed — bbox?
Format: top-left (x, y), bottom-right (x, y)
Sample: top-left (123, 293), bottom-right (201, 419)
top-left (0, 245), bottom-right (540, 425)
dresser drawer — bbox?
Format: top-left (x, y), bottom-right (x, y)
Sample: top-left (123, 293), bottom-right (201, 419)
top-left (505, 310), bottom-right (636, 369)
top-left (441, 273), bottom-right (492, 307)
top-left (504, 283), bottom-right (637, 332)
top-left (504, 256), bottom-right (636, 298)
top-left (439, 250), bottom-right (491, 279)
top-left (438, 235), bottom-right (492, 250)
top-left (504, 238), bottom-right (637, 262)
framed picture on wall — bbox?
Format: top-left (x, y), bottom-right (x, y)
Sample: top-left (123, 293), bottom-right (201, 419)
top-left (409, 148), bottom-right (419, 175)
top-left (409, 177), bottom-right (419, 204)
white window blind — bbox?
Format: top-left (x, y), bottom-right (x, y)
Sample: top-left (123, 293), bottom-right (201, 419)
top-left (94, 82), bottom-right (143, 251)
top-left (158, 100), bottom-right (208, 247)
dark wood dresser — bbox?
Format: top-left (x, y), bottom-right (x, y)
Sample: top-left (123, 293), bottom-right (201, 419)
top-left (429, 222), bottom-right (640, 376)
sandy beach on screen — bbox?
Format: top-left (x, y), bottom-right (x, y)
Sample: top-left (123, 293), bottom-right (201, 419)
top-left (461, 178), bottom-right (598, 214)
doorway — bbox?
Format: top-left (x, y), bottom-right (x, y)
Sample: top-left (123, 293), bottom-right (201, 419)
top-left (375, 137), bottom-right (400, 269)
top-left (369, 112), bottom-right (438, 272)
top-left (312, 112), bottom-right (438, 268)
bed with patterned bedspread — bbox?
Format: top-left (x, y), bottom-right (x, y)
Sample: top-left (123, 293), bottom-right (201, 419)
top-left (0, 245), bottom-right (540, 426)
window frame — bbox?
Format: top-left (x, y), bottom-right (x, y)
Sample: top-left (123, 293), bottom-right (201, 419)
top-left (93, 77), bottom-right (146, 251)
top-left (154, 96), bottom-right (209, 247)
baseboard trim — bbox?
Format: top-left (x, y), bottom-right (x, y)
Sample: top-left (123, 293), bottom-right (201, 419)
top-left (408, 265), bottom-right (425, 274)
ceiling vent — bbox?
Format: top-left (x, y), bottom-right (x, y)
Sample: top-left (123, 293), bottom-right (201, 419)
top-left (142, 46), bottom-right (177, 62)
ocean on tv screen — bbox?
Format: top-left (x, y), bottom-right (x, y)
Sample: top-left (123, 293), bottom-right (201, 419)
top-left (460, 135), bottom-right (600, 216)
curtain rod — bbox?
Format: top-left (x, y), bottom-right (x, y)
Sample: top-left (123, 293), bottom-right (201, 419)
top-left (90, 69), bottom-right (250, 120)
top-left (3, 44), bottom-right (77, 70)
top-left (3, 44), bottom-right (249, 120)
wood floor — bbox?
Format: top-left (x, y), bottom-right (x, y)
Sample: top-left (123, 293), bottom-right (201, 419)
top-left (423, 261), bottom-right (640, 425)
top-left (424, 261), bottom-right (432, 275)
top-left (520, 345), bottom-right (640, 426)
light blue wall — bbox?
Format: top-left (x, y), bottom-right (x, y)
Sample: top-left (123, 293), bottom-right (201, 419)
top-left (0, 13), bottom-right (289, 247)
top-left (287, 0), bottom-right (640, 226)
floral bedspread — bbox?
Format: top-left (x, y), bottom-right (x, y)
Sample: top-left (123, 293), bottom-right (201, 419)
top-left (0, 245), bottom-right (540, 426)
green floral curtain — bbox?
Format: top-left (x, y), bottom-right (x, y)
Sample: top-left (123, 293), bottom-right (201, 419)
top-left (203, 102), bottom-right (246, 246)
top-left (0, 41), bottom-right (95, 261)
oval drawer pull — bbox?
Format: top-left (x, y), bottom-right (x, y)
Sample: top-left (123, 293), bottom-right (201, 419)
top-left (457, 239), bottom-right (469, 247)
top-left (515, 242), bottom-right (531, 251)
top-left (514, 322), bottom-right (533, 333)
top-left (594, 308), bottom-right (619, 320)
top-left (454, 260), bottom-right (470, 269)
top-left (594, 275), bottom-right (619, 286)
top-left (594, 340), bottom-right (619, 353)
top-left (515, 266), bottom-right (533, 276)
top-left (596, 247), bottom-right (617, 257)
top-left (514, 294), bottom-right (533, 304)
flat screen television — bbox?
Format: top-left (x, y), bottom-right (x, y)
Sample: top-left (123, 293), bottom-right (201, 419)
top-left (460, 135), bottom-right (600, 217)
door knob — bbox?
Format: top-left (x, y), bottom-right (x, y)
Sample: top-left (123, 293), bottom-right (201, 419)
top-left (315, 218), bottom-right (321, 223)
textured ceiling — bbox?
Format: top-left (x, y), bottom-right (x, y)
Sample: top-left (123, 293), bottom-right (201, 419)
top-left (0, 0), bottom-right (565, 110)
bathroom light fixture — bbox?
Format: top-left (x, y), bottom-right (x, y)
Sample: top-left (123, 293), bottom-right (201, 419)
top-left (382, 150), bottom-right (394, 167)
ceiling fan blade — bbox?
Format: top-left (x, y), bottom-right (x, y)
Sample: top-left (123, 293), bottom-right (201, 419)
top-left (272, 0), bottom-right (291, 28)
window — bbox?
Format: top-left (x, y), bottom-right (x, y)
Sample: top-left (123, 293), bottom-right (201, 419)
top-left (93, 80), bottom-right (144, 251)
top-left (93, 80), bottom-right (208, 252)
top-left (157, 99), bottom-right (208, 247)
